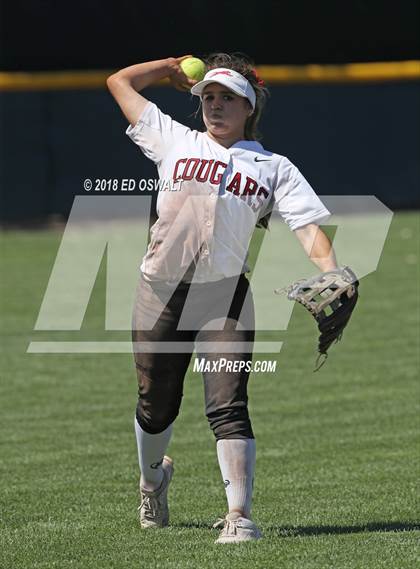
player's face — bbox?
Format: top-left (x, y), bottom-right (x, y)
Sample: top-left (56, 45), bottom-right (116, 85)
top-left (201, 83), bottom-right (252, 144)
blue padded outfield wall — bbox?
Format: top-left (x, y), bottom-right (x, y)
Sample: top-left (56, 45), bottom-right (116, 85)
top-left (0, 81), bottom-right (419, 222)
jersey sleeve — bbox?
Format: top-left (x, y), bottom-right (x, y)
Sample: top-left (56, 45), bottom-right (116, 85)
top-left (272, 157), bottom-right (331, 230)
top-left (125, 102), bottom-right (191, 164)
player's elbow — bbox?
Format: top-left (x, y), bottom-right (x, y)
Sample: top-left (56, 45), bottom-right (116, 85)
top-left (106, 72), bottom-right (123, 93)
top-left (106, 71), bottom-right (132, 96)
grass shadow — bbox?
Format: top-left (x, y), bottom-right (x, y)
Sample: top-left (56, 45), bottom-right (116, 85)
top-left (270, 521), bottom-right (420, 537)
top-left (171, 520), bottom-right (218, 529)
top-left (172, 520), bottom-right (420, 535)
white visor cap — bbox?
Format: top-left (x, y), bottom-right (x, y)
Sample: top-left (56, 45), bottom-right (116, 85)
top-left (191, 68), bottom-right (256, 110)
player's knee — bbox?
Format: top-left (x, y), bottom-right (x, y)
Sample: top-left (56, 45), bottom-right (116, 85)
top-left (136, 401), bottom-right (179, 434)
top-left (207, 406), bottom-right (254, 440)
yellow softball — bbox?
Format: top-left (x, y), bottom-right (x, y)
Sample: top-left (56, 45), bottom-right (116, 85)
top-left (180, 57), bottom-right (207, 81)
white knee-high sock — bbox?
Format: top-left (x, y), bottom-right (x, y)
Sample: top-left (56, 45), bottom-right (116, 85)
top-left (134, 417), bottom-right (173, 492)
top-left (216, 438), bottom-right (256, 519)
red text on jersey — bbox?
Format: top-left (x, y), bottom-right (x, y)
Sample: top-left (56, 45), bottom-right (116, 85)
top-left (173, 158), bottom-right (269, 213)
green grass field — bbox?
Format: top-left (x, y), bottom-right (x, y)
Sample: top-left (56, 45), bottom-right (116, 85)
top-left (1, 212), bottom-right (419, 569)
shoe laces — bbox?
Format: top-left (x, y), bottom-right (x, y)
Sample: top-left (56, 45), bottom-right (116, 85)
top-left (139, 495), bottom-right (159, 519)
top-left (212, 517), bottom-right (239, 536)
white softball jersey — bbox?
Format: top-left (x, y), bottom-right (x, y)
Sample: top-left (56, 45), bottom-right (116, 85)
top-left (126, 101), bottom-right (330, 283)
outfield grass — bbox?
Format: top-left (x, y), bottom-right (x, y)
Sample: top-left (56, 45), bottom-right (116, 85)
top-left (0, 212), bottom-right (419, 568)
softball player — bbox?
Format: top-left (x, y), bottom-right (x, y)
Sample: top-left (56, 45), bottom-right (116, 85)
top-left (107, 53), bottom-right (337, 543)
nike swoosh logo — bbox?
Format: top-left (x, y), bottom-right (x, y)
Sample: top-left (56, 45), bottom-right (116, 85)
top-left (254, 157), bottom-right (271, 162)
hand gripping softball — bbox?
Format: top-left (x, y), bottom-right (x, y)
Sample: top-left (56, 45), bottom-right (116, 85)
top-left (276, 267), bottom-right (359, 370)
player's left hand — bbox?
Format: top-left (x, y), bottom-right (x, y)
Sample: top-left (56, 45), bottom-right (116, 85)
top-left (276, 267), bottom-right (359, 370)
top-left (168, 55), bottom-right (198, 92)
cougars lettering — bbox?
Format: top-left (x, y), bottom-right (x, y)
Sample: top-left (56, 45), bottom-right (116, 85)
top-left (173, 157), bottom-right (269, 212)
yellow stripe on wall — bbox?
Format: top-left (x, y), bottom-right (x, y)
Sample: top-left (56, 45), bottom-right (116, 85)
top-left (1, 61), bottom-right (419, 91)
top-left (0, 70), bottom-right (109, 91)
top-left (258, 60), bottom-right (420, 83)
